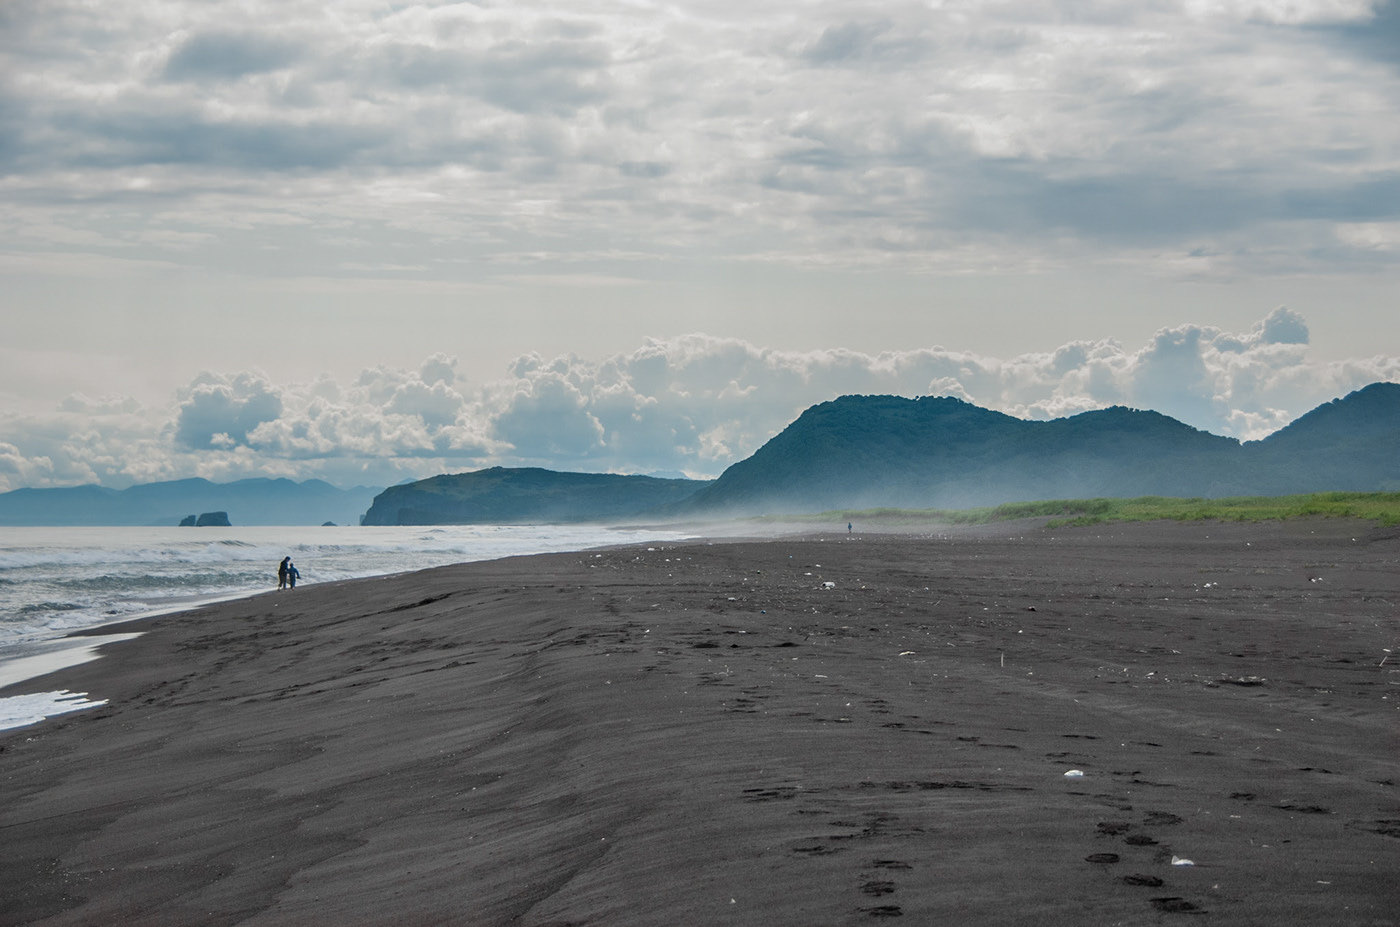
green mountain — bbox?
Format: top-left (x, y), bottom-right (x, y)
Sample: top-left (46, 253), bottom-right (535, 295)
top-left (360, 467), bottom-right (711, 525)
top-left (1243, 382), bottom-right (1400, 494)
top-left (680, 384), bottom-right (1400, 515)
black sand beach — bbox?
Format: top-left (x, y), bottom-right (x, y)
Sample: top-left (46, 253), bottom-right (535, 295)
top-left (2, 520), bottom-right (1398, 925)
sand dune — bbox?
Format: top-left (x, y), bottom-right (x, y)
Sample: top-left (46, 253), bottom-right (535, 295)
top-left (2, 520), bottom-right (1398, 925)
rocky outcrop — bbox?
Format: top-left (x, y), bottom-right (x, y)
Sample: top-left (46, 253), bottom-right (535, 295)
top-left (194, 511), bottom-right (232, 527)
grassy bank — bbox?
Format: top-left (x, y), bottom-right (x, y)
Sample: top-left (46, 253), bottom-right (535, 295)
top-left (771, 492), bottom-right (1400, 529)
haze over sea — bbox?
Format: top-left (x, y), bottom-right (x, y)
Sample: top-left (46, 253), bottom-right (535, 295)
top-left (0, 524), bottom-right (690, 729)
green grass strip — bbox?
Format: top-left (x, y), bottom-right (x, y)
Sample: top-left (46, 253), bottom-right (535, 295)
top-left (761, 492), bottom-right (1400, 529)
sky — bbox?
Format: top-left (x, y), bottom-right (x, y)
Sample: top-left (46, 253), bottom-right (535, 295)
top-left (2, 0), bottom-right (1398, 492)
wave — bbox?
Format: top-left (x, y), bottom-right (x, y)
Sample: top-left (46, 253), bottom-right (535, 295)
top-left (17, 600), bottom-right (86, 615)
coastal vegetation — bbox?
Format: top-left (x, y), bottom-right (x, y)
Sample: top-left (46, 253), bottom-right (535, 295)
top-left (779, 492), bottom-right (1400, 529)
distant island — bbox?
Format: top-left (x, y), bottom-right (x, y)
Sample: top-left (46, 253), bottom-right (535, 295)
top-left (361, 382), bottom-right (1399, 524)
top-left (178, 511), bottom-right (232, 527)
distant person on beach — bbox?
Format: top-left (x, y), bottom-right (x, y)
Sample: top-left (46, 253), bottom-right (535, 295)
top-left (277, 557), bottom-right (290, 589)
top-left (848, 522), bottom-right (852, 534)
top-left (287, 561), bottom-right (300, 589)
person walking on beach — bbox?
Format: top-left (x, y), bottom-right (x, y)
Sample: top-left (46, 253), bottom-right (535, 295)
top-left (277, 556), bottom-right (290, 589)
top-left (287, 560), bottom-right (300, 589)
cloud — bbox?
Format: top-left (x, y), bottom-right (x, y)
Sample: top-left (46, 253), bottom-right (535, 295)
top-left (419, 353), bottom-right (457, 387)
top-left (175, 373), bottom-right (283, 449)
top-left (491, 365), bottom-right (606, 460)
top-left (0, 311), bottom-right (1396, 492)
top-left (800, 21), bottom-right (931, 67)
top-left (1324, 0), bottom-right (1400, 67)
top-left (3, 0), bottom-right (1399, 277)
top-left (163, 31), bottom-right (303, 82)
top-left (385, 381), bottom-right (465, 430)
top-left (0, 441), bottom-right (54, 490)
top-left (1254, 306), bottom-right (1310, 345)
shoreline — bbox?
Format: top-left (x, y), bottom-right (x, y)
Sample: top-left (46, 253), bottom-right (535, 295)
top-left (0, 523), bottom-right (712, 704)
top-left (0, 587), bottom-right (317, 705)
top-left (2, 520), bottom-right (1397, 925)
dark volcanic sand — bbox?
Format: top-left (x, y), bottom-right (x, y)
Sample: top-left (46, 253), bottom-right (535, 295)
top-left (2, 520), bottom-right (1398, 926)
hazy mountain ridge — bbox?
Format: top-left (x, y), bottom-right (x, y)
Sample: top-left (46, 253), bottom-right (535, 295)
top-left (681, 383), bottom-right (1400, 515)
top-left (5, 384), bottom-right (1395, 526)
top-left (1239, 382), bottom-right (1400, 496)
top-left (0, 477), bottom-right (382, 526)
top-left (360, 467), bottom-right (711, 526)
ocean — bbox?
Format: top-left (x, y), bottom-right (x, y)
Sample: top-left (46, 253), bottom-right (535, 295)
top-left (0, 524), bottom-right (691, 730)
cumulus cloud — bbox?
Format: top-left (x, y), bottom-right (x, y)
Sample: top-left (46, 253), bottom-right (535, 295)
top-left (175, 372), bottom-right (283, 449)
top-left (0, 310), bottom-right (1395, 492)
top-left (246, 359), bottom-right (494, 466)
top-left (1254, 306), bottom-right (1310, 345)
top-left (491, 369), bottom-right (606, 461)
top-left (0, 441), bottom-right (54, 490)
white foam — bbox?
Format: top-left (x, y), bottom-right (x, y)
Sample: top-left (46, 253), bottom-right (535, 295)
top-left (0, 690), bottom-right (109, 732)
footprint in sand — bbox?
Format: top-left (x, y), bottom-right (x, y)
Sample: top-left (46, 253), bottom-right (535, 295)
top-left (1122, 874), bottom-right (1164, 887)
top-left (1142, 811), bottom-right (1184, 827)
top-left (860, 904), bottom-right (903, 917)
top-left (1272, 802), bottom-right (1332, 815)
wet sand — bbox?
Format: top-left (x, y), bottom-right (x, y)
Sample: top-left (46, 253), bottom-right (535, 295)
top-left (2, 520), bottom-right (1398, 925)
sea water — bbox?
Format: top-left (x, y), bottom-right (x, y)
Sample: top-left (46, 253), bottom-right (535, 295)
top-left (0, 524), bottom-right (690, 730)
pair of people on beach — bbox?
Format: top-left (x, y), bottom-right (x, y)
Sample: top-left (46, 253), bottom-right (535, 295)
top-left (277, 556), bottom-right (300, 589)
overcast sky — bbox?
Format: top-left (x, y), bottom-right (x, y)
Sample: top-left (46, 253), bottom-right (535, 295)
top-left (2, 0), bottom-right (1398, 491)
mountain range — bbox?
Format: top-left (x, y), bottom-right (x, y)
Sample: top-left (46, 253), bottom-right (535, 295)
top-left (4, 383), bottom-right (1396, 526)
top-left (678, 382), bottom-right (1400, 515)
top-left (0, 478), bottom-right (381, 527)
